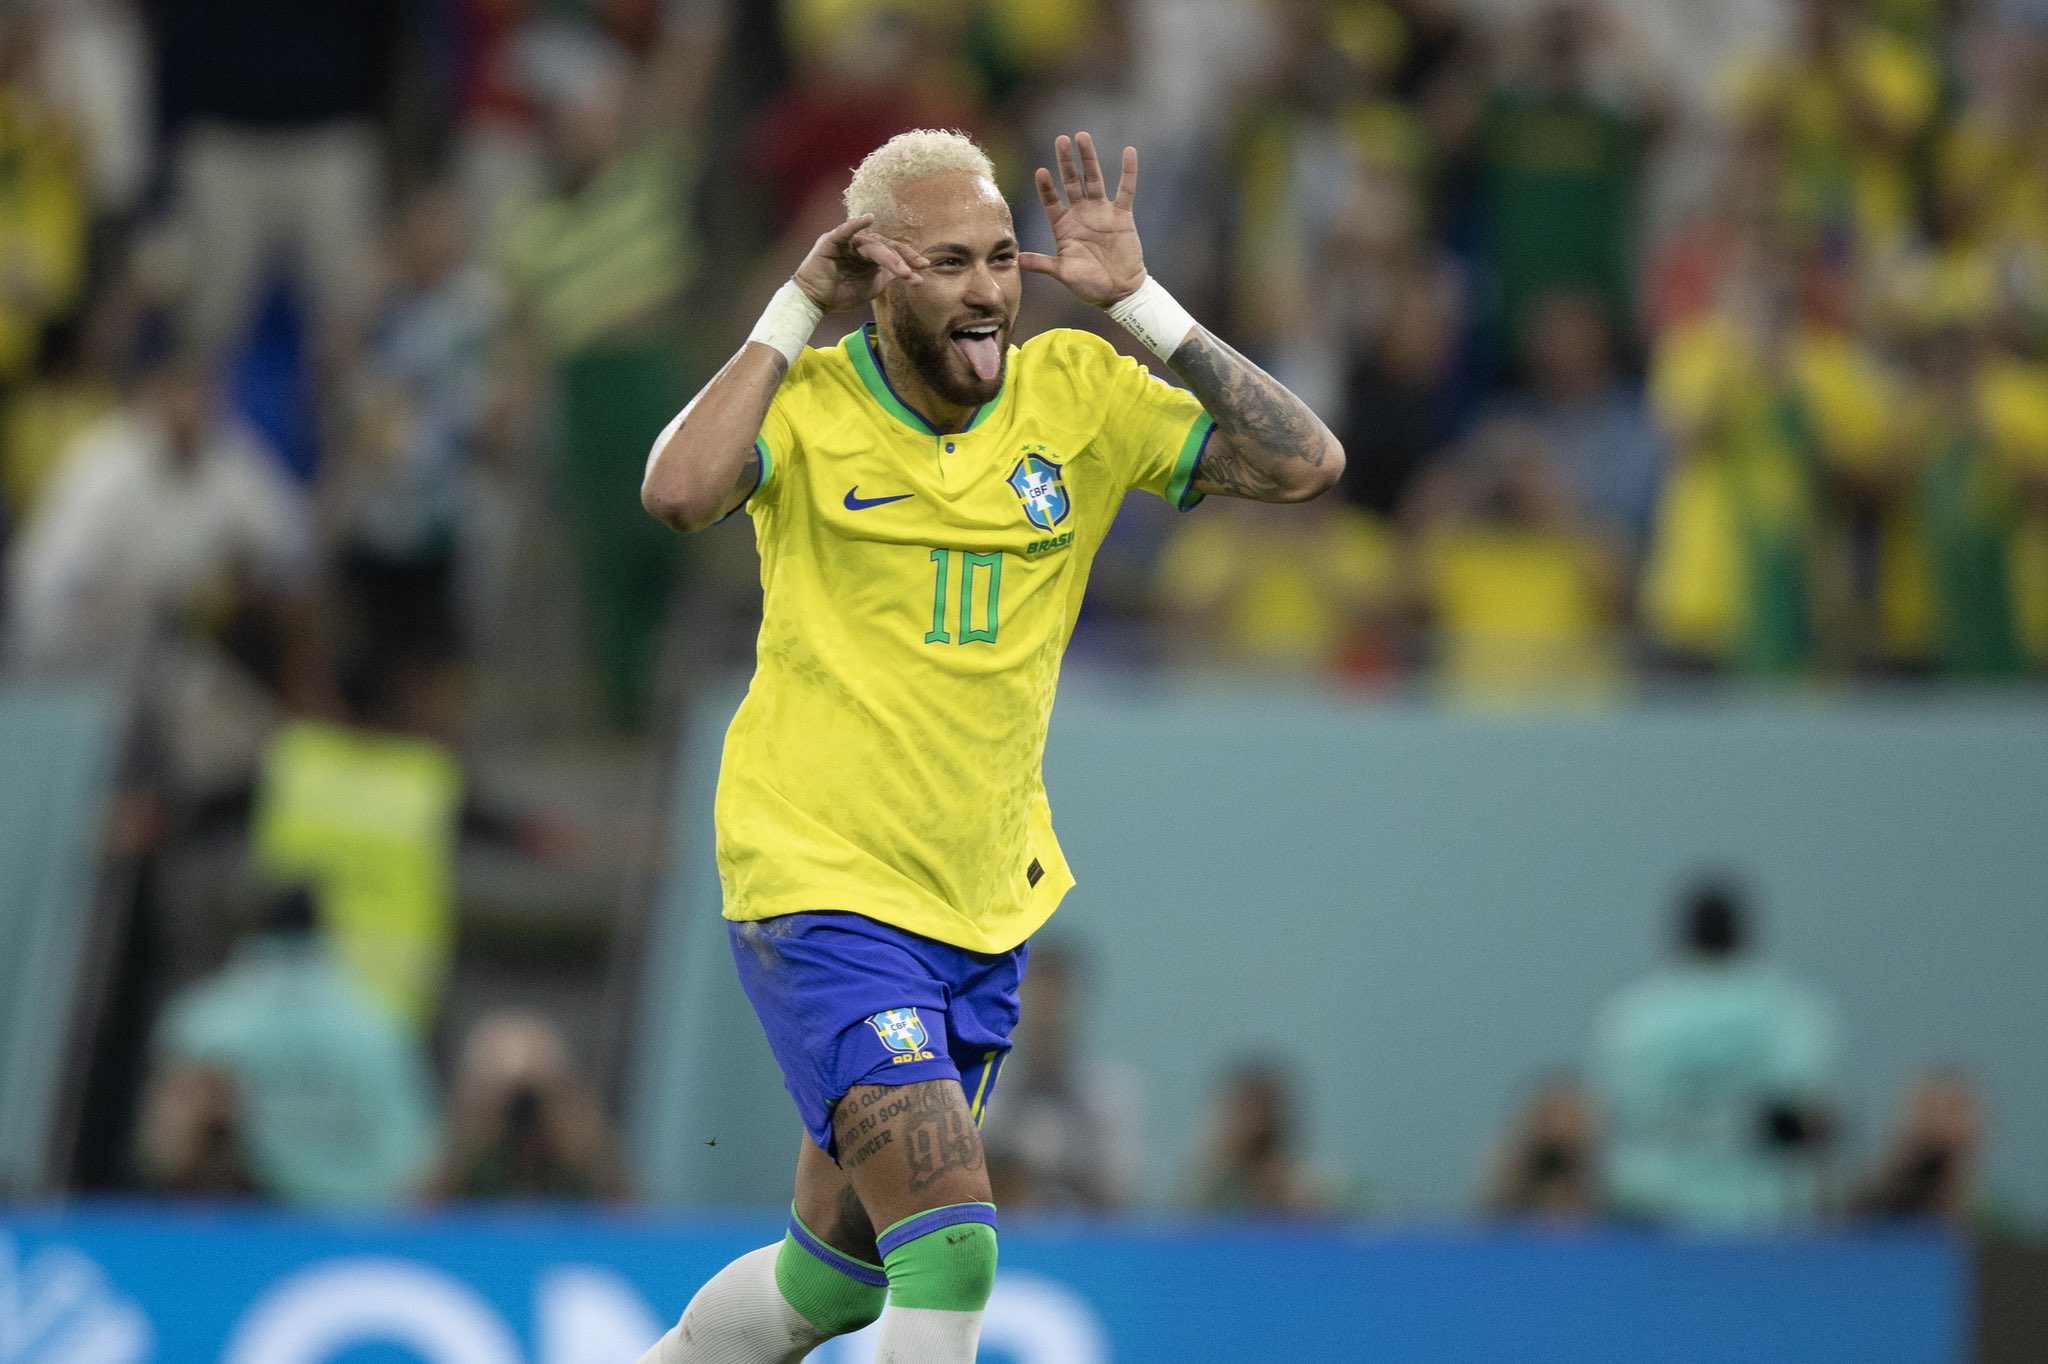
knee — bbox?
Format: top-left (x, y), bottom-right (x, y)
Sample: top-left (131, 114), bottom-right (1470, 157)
top-left (877, 1204), bottom-right (998, 1311)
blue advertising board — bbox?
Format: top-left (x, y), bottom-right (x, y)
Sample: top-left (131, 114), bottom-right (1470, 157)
top-left (0, 1209), bottom-right (1962, 1363)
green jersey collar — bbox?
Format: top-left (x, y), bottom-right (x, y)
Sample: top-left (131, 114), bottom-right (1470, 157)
top-left (844, 323), bottom-right (1006, 436)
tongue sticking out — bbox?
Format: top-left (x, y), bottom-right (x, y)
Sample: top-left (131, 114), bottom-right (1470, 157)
top-left (954, 333), bottom-right (1002, 383)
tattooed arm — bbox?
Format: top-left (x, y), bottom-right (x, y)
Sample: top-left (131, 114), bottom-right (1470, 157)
top-left (1019, 132), bottom-right (1344, 505)
top-left (1169, 329), bottom-right (1345, 502)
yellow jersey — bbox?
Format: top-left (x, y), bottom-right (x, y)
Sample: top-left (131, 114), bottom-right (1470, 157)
top-left (715, 324), bottom-right (1213, 952)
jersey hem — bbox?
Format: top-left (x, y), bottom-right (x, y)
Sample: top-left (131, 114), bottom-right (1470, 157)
top-left (720, 886), bottom-right (1071, 957)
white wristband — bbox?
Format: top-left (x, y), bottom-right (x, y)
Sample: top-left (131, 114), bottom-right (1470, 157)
top-left (747, 280), bottom-right (825, 365)
top-left (1106, 276), bottom-right (1198, 360)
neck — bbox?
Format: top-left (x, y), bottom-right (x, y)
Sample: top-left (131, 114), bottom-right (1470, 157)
top-left (873, 322), bottom-right (977, 434)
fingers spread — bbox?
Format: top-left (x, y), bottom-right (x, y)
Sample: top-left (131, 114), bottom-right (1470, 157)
top-left (1115, 145), bottom-right (1139, 210)
top-left (1054, 135), bottom-right (1085, 200)
top-left (1075, 132), bottom-right (1106, 198)
top-left (1033, 166), bottom-right (1064, 214)
top-left (1017, 251), bottom-right (1061, 276)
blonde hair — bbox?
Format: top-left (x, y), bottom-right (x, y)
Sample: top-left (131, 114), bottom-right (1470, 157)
top-left (843, 129), bottom-right (998, 227)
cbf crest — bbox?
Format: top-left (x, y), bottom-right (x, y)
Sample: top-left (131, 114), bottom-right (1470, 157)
top-left (1007, 448), bottom-right (1070, 531)
top-left (866, 1007), bottom-right (933, 1062)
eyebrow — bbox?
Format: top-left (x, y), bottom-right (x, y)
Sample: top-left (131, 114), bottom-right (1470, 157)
top-left (924, 238), bottom-right (1018, 256)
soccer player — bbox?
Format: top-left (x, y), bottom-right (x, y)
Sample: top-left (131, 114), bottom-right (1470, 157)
top-left (637, 129), bottom-right (1342, 1363)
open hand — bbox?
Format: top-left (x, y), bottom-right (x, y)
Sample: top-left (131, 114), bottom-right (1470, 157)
top-left (792, 215), bottom-right (928, 313)
top-left (1021, 132), bottom-right (1148, 307)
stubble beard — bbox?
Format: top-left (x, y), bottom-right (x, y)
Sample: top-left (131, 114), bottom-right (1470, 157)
top-left (887, 309), bottom-right (1008, 410)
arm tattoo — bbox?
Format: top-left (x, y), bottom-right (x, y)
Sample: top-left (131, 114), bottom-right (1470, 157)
top-left (728, 446), bottom-right (762, 508)
top-left (1167, 329), bottom-right (1329, 501)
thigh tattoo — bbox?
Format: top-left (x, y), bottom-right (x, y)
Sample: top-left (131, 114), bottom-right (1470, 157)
top-left (900, 1085), bottom-right (983, 1193)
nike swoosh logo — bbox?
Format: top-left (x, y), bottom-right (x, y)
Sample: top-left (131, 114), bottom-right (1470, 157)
top-left (844, 487), bottom-right (916, 511)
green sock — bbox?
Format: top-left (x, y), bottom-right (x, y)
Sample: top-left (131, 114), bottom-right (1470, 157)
top-left (876, 1204), bottom-right (999, 1312)
top-left (775, 1207), bottom-right (889, 1335)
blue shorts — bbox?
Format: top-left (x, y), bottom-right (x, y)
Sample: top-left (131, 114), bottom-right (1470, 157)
top-left (729, 912), bottom-right (1027, 1158)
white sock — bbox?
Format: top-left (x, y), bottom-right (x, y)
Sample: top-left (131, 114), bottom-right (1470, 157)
top-left (874, 1305), bottom-right (985, 1362)
top-left (640, 1245), bottom-right (827, 1364)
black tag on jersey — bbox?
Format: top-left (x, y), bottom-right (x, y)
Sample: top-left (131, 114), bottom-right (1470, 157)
top-left (1026, 858), bottom-right (1044, 887)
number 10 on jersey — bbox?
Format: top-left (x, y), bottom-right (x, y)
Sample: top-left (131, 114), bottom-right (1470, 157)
top-left (926, 549), bottom-right (1002, 645)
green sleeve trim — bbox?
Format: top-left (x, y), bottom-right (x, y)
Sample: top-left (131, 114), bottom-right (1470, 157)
top-left (1166, 413), bottom-right (1216, 511)
top-left (711, 436), bottom-right (772, 525)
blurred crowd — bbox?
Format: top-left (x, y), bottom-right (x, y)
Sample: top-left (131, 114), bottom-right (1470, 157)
top-left (0, 0), bottom-right (2044, 739)
top-left (137, 874), bottom-right (1993, 1235)
top-left (995, 882), bottom-right (1992, 1232)
top-left (139, 884), bottom-right (627, 1206)
top-left (138, 875), bottom-right (1986, 1234)
top-left (1483, 879), bottom-right (1994, 1234)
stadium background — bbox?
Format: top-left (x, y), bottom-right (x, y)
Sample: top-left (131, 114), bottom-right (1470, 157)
top-left (1, 0), bottom-right (2046, 1359)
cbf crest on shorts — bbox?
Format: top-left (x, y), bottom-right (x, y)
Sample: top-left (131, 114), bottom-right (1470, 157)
top-left (1007, 449), bottom-right (1070, 531)
top-left (866, 1007), bottom-right (935, 1063)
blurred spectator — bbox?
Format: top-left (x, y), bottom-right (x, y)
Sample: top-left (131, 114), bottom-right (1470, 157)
top-left (0, 297), bottom-right (125, 539)
top-left (1874, 293), bottom-right (2038, 677)
top-left (428, 1010), bottom-right (626, 1201)
top-left (1480, 1077), bottom-right (1600, 1220)
top-left (1643, 132), bottom-right (1789, 338)
top-left (150, 0), bottom-right (402, 359)
top-left (1333, 239), bottom-right (1466, 523)
top-left (1638, 245), bottom-right (1894, 673)
top-left (1509, 288), bottom-right (1665, 556)
top-left (1592, 878), bottom-right (1840, 1230)
top-left (1852, 1069), bottom-right (1987, 1224)
top-left (1227, 0), bottom-right (1427, 412)
top-left (1155, 495), bottom-right (1402, 682)
top-left (249, 714), bottom-right (467, 1032)
top-left (133, 1063), bottom-right (258, 1199)
top-left (3, 348), bottom-right (320, 695)
top-left (328, 183), bottom-right (505, 726)
top-left (1465, 2), bottom-right (1669, 364)
top-left (31, 0), bottom-right (151, 249)
top-left (1381, 0), bottom-right (1486, 109)
top-left (138, 886), bottom-right (439, 1208)
top-left (499, 47), bottom-right (704, 731)
top-left (449, 0), bottom-right (550, 244)
top-left (0, 14), bottom-right (89, 387)
top-left (1929, 35), bottom-right (2048, 340)
top-left (159, 657), bottom-right (574, 1031)
top-left (1187, 1060), bottom-right (1341, 1217)
top-left (754, 9), bottom-right (986, 235)
top-left (981, 943), bottom-right (1141, 1211)
top-left (1721, 0), bottom-right (1938, 255)
top-left (1626, 0), bottom-right (1786, 115)
top-left (1406, 417), bottom-right (1626, 703)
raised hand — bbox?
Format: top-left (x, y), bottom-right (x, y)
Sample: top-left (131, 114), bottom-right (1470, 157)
top-left (792, 215), bottom-right (928, 314)
top-left (1020, 133), bottom-right (1147, 307)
